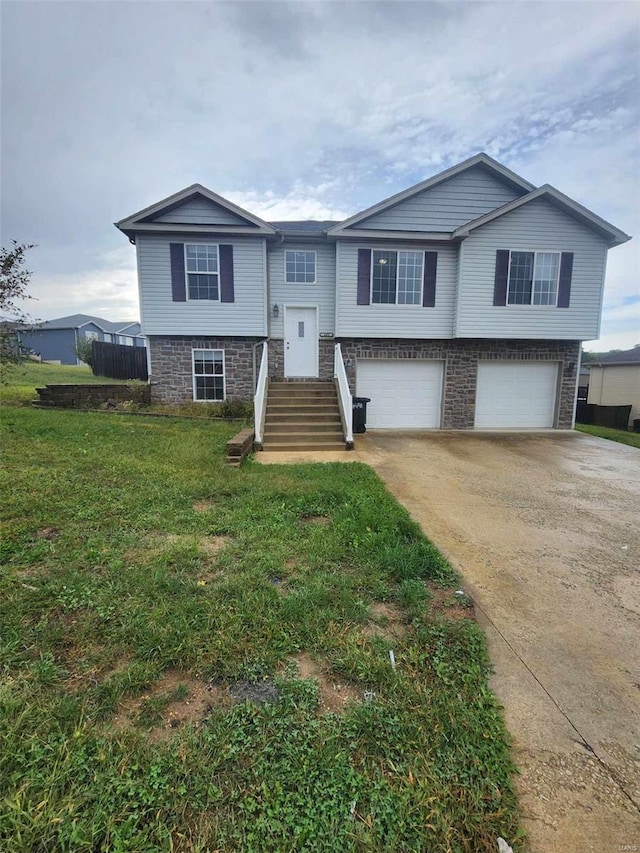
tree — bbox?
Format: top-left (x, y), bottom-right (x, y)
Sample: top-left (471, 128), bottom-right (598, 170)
top-left (74, 337), bottom-right (96, 369)
top-left (1, 241), bottom-right (37, 371)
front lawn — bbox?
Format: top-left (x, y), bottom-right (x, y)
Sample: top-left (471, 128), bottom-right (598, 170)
top-left (0, 401), bottom-right (521, 851)
top-left (576, 423), bottom-right (640, 448)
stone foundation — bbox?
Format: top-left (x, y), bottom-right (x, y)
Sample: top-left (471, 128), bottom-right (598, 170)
top-left (148, 336), bottom-right (262, 404)
top-left (337, 338), bottom-right (580, 429)
top-left (268, 339), bottom-right (334, 381)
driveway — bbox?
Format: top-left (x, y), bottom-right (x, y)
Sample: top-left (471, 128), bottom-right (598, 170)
top-left (358, 431), bottom-right (640, 853)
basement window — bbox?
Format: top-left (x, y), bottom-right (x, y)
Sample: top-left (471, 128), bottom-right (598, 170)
top-left (192, 349), bottom-right (225, 401)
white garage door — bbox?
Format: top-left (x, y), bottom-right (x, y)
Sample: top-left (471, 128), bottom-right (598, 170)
top-left (356, 359), bottom-right (443, 428)
top-left (475, 362), bottom-right (559, 428)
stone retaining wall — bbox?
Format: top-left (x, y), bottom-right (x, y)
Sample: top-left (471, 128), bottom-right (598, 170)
top-left (35, 384), bottom-right (150, 408)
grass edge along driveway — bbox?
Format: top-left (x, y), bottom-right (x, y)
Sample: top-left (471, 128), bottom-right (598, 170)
top-left (0, 403), bottom-right (522, 852)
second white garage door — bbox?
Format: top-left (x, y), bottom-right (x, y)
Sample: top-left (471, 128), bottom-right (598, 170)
top-left (356, 359), bottom-right (444, 428)
top-left (475, 362), bottom-right (559, 428)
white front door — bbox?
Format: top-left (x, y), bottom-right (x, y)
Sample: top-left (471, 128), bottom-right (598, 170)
top-left (284, 307), bottom-right (318, 378)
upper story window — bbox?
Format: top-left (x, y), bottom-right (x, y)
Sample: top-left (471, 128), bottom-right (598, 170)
top-left (508, 251), bottom-right (560, 306)
top-left (185, 244), bottom-right (219, 300)
top-left (285, 251), bottom-right (316, 284)
top-left (372, 250), bottom-right (423, 305)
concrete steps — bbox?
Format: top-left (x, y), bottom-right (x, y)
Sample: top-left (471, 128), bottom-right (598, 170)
top-left (262, 381), bottom-right (347, 452)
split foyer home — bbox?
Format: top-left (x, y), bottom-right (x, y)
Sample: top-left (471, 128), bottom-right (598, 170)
top-left (115, 153), bottom-right (630, 450)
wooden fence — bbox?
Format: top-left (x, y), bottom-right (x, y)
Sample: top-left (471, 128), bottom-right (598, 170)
top-left (92, 340), bottom-right (148, 381)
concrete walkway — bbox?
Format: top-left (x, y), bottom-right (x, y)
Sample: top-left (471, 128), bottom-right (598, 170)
top-left (256, 432), bottom-right (640, 851)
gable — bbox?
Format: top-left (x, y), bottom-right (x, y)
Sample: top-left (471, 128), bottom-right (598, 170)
top-left (356, 166), bottom-right (523, 233)
top-left (149, 195), bottom-right (251, 227)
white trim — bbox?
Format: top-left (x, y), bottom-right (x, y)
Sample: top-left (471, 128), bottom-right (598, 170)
top-left (254, 341), bottom-right (269, 445)
top-left (334, 343), bottom-right (353, 445)
top-left (327, 153), bottom-right (535, 234)
top-left (283, 304), bottom-right (319, 378)
top-left (191, 348), bottom-right (226, 402)
top-left (284, 249), bottom-right (317, 285)
top-left (506, 249), bottom-right (561, 307)
top-left (454, 185), bottom-right (630, 247)
top-left (115, 183), bottom-right (277, 234)
top-left (369, 248), bottom-right (425, 306)
top-left (184, 243), bottom-right (220, 303)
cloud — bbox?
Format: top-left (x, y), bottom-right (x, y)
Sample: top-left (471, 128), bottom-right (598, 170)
top-left (1, 0), bottom-right (638, 346)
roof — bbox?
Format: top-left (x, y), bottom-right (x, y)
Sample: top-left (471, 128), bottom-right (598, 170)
top-left (116, 183), bottom-right (277, 237)
top-left (327, 153), bottom-right (536, 235)
top-left (454, 184), bottom-right (631, 247)
top-left (590, 347), bottom-right (640, 366)
top-left (269, 220), bottom-right (339, 233)
top-left (31, 314), bottom-right (142, 334)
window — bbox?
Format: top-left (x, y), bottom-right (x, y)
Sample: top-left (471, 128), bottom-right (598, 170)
top-left (285, 251), bottom-right (316, 284)
top-left (371, 250), bottom-right (423, 305)
top-left (84, 330), bottom-right (99, 341)
top-left (192, 349), bottom-right (225, 401)
top-left (508, 251), bottom-right (560, 306)
top-left (185, 244), bottom-right (219, 300)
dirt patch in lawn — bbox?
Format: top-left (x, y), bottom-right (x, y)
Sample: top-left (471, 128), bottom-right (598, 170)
top-left (290, 652), bottom-right (361, 713)
top-left (111, 669), bottom-right (232, 740)
top-left (427, 586), bottom-right (475, 621)
top-left (299, 514), bottom-right (330, 526)
top-left (193, 500), bottom-right (217, 514)
top-left (126, 533), bottom-right (230, 566)
top-left (364, 602), bottom-right (407, 640)
top-left (36, 527), bottom-right (59, 540)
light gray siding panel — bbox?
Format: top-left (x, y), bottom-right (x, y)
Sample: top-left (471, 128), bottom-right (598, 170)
top-left (357, 167), bottom-right (521, 232)
top-left (268, 243), bottom-right (336, 338)
top-left (336, 242), bottom-right (457, 338)
top-left (456, 199), bottom-right (608, 340)
top-left (137, 234), bottom-right (267, 336)
top-left (153, 197), bottom-right (249, 226)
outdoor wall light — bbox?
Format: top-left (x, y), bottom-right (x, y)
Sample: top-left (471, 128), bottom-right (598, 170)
top-left (272, 304), bottom-right (279, 318)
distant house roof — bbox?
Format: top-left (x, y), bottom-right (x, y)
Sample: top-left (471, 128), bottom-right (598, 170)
top-left (33, 314), bottom-right (143, 335)
top-left (590, 347), bottom-right (640, 366)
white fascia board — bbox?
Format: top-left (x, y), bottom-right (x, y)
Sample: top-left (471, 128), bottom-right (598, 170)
top-left (117, 223), bottom-right (275, 237)
top-left (115, 183), bottom-right (276, 234)
top-left (327, 153), bottom-right (536, 234)
top-left (454, 185), bottom-right (632, 247)
top-left (326, 228), bottom-right (455, 242)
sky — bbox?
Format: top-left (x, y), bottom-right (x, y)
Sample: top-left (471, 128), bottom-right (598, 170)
top-left (1, 0), bottom-right (639, 352)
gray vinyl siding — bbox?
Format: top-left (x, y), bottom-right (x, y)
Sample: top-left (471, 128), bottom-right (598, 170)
top-left (455, 199), bottom-right (608, 340)
top-left (335, 241), bottom-right (457, 338)
top-left (268, 243), bottom-right (336, 337)
top-left (18, 328), bottom-right (78, 364)
top-left (137, 234), bottom-right (267, 336)
top-left (153, 197), bottom-right (249, 226)
top-left (356, 166), bottom-right (522, 232)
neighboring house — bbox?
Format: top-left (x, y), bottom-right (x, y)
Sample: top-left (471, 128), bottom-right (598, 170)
top-left (587, 347), bottom-right (640, 428)
top-left (18, 314), bottom-right (146, 365)
top-left (115, 153), bottom-right (630, 434)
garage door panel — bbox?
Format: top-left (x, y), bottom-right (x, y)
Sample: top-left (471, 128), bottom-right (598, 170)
top-left (475, 362), bottom-right (558, 428)
top-left (357, 360), bottom-right (443, 429)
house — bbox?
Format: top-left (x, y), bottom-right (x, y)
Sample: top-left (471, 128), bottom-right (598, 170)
top-left (115, 153), bottom-right (630, 448)
top-left (18, 314), bottom-right (146, 365)
top-left (587, 347), bottom-right (640, 429)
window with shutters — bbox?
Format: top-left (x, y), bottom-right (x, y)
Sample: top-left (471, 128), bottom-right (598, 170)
top-left (371, 250), bottom-right (423, 304)
top-left (185, 244), bottom-right (219, 300)
top-left (192, 349), bottom-right (225, 401)
top-left (507, 251), bottom-right (560, 306)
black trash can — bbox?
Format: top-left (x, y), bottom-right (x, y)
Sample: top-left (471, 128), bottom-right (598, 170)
top-left (352, 397), bottom-right (371, 434)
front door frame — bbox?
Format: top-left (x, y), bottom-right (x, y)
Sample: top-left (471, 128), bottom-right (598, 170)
top-left (283, 304), bottom-right (319, 378)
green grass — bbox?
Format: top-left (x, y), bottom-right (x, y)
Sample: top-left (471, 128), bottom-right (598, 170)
top-left (0, 396), bottom-right (522, 851)
top-left (576, 423), bottom-right (640, 448)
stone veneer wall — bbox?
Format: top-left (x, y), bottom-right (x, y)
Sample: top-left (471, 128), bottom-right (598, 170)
top-left (148, 336), bottom-right (263, 404)
top-left (337, 338), bottom-right (581, 429)
top-left (268, 339), bottom-right (334, 382)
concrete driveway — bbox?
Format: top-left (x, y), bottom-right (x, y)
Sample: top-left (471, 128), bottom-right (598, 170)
top-left (358, 431), bottom-right (640, 853)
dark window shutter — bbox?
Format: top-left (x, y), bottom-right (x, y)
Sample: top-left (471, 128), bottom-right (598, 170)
top-left (219, 245), bottom-right (235, 303)
top-left (557, 252), bottom-right (573, 308)
top-left (357, 249), bottom-right (371, 305)
top-left (170, 243), bottom-right (186, 302)
top-left (423, 252), bottom-right (437, 307)
top-left (493, 250), bottom-right (510, 306)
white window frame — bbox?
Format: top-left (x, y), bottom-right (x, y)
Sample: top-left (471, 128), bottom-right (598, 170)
top-left (191, 348), bottom-right (226, 402)
top-left (369, 249), bottom-right (424, 306)
top-left (507, 249), bottom-right (561, 307)
top-left (185, 243), bottom-right (220, 302)
top-left (285, 250), bottom-right (317, 285)
top-left (84, 330), bottom-right (99, 341)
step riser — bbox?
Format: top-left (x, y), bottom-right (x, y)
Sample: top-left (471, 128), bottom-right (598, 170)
top-left (267, 424), bottom-right (342, 434)
top-left (267, 406), bottom-right (340, 415)
top-left (266, 414), bottom-right (341, 423)
top-left (263, 383), bottom-right (346, 451)
top-left (262, 443), bottom-right (346, 452)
